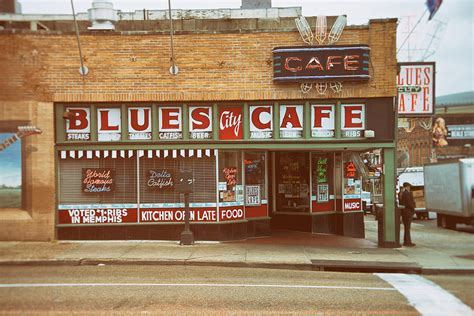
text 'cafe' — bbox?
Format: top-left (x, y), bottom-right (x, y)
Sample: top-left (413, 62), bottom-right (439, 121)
top-left (55, 97), bottom-right (395, 241)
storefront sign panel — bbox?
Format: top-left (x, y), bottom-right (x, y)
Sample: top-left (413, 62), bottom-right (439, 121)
top-left (140, 207), bottom-right (217, 222)
top-left (66, 107), bottom-right (91, 141)
top-left (219, 207), bottom-right (244, 221)
top-left (273, 45), bottom-right (371, 82)
top-left (189, 106), bottom-right (212, 139)
top-left (341, 104), bottom-right (365, 138)
top-left (343, 198), bottom-right (362, 211)
top-left (280, 105), bottom-right (304, 138)
top-left (397, 62), bottom-right (435, 116)
top-left (447, 124), bottom-right (474, 139)
top-left (128, 107), bottom-right (152, 140)
top-left (82, 168), bottom-right (115, 193)
top-left (147, 169), bottom-right (174, 190)
top-left (58, 207), bottom-right (137, 225)
top-left (159, 106), bottom-right (182, 139)
top-left (98, 108), bottom-right (121, 141)
top-left (219, 106), bottom-right (243, 140)
top-left (311, 104), bottom-right (335, 138)
top-left (250, 105), bottom-right (273, 139)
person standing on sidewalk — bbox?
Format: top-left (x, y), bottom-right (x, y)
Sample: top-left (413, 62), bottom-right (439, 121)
top-left (400, 182), bottom-right (416, 246)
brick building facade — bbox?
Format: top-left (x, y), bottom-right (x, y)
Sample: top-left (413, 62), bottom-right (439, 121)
top-left (0, 11), bottom-right (398, 243)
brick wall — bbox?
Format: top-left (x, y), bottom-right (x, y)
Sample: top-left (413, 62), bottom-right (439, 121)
top-left (0, 19), bottom-right (397, 103)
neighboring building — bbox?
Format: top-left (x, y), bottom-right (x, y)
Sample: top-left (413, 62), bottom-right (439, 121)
top-left (397, 91), bottom-right (474, 167)
top-left (0, 2), bottom-right (399, 246)
top-left (432, 91), bottom-right (474, 160)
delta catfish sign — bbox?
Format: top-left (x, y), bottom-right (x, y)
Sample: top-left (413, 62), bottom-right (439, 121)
top-left (65, 104), bottom-right (366, 141)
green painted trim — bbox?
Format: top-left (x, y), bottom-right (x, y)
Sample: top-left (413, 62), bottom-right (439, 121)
top-left (304, 101), bottom-right (311, 139)
top-left (55, 104), bottom-right (65, 143)
top-left (335, 101), bottom-right (341, 138)
top-left (243, 102), bottom-right (250, 140)
top-left (273, 102), bottom-right (280, 140)
top-left (182, 103), bottom-right (189, 141)
top-left (383, 147), bottom-right (396, 243)
top-left (90, 104), bottom-right (98, 141)
top-left (152, 104), bottom-right (159, 141)
top-left (121, 104), bottom-right (128, 141)
top-left (55, 142), bottom-right (395, 151)
top-left (213, 103), bottom-right (219, 141)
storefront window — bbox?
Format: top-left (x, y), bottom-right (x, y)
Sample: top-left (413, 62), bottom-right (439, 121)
top-left (311, 153), bottom-right (334, 211)
top-left (218, 151), bottom-right (243, 203)
top-left (0, 133), bottom-right (22, 208)
top-left (275, 152), bottom-right (310, 212)
top-left (342, 153), bottom-right (362, 211)
top-left (140, 155), bottom-right (216, 204)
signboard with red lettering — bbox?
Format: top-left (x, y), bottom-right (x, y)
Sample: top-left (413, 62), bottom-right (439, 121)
top-left (189, 106), bottom-right (212, 139)
top-left (311, 104), bottom-right (335, 138)
top-left (98, 108), bottom-right (121, 141)
top-left (250, 105), bottom-right (273, 139)
top-left (66, 107), bottom-right (90, 141)
top-left (219, 106), bottom-right (243, 140)
top-left (397, 62), bottom-right (435, 116)
top-left (343, 198), bottom-right (362, 211)
top-left (341, 104), bottom-right (365, 138)
top-left (128, 107), bottom-right (152, 140)
top-left (159, 106), bottom-right (182, 139)
top-left (273, 45), bottom-right (370, 82)
top-left (280, 105), bottom-right (303, 138)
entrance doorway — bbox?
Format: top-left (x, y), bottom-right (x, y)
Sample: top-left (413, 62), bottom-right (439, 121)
top-left (274, 152), bottom-right (310, 213)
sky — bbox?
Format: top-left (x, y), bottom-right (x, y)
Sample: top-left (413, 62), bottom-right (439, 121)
top-left (18, 0), bottom-right (474, 97)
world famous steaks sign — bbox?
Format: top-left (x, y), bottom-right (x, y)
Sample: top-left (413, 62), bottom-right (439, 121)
top-left (273, 45), bottom-right (371, 82)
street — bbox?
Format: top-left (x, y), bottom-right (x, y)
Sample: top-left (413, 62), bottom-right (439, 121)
top-left (1, 265), bottom-right (473, 315)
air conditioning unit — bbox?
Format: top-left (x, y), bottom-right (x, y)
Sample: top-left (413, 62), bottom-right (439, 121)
top-left (88, 0), bottom-right (118, 31)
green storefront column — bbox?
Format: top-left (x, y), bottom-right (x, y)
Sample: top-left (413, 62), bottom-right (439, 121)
top-left (382, 147), bottom-right (399, 247)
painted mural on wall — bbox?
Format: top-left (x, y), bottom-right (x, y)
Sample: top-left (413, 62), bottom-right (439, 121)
top-left (0, 133), bottom-right (22, 208)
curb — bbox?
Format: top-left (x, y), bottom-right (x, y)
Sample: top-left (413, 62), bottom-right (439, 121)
top-left (1, 259), bottom-right (474, 275)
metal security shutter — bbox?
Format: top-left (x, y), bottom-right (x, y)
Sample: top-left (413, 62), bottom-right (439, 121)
top-left (58, 157), bottom-right (137, 205)
top-left (58, 158), bottom-right (100, 204)
top-left (140, 156), bottom-right (216, 204)
top-left (101, 157), bottom-right (137, 204)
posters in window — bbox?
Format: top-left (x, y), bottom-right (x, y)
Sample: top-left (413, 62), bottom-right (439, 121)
top-left (246, 185), bottom-right (261, 206)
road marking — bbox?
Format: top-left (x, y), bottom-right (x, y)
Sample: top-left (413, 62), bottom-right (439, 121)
top-left (0, 283), bottom-right (395, 291)
top-left (375, 273), bottom-right (474, 316)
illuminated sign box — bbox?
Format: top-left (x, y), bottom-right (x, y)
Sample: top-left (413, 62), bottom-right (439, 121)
top-left (397, 62), bottom-right (435, 116)
top-left (273, 45), bottom-right (371, 82)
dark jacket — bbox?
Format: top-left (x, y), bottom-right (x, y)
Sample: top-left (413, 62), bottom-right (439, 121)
top-left (401, 190), bottom-right (416, 212)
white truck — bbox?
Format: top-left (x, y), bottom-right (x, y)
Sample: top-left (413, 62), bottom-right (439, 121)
top-left (424, 159), bottom-right (474, 230)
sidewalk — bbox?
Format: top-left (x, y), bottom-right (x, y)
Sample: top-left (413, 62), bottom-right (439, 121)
top-left (0, 216), bottom-right (473, 274)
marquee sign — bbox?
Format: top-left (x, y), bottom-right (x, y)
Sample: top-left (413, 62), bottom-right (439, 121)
top-left (63, 104), bottom-right (366, 141)
top-left (397, 62), bottom-right (435, 116)
top-left (273, 45), bottom-right (371, 82)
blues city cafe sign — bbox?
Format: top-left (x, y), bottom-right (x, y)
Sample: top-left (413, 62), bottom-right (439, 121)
top-left (64, 104), bottom-right (367, 141)
top-left (397, 62), bottom-right (435, 116)
top-left (273, 45), bottom-right (371, 82)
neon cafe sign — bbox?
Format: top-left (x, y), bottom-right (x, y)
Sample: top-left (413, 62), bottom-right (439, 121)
top-left (64, 104), bottom-right (366, 141)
